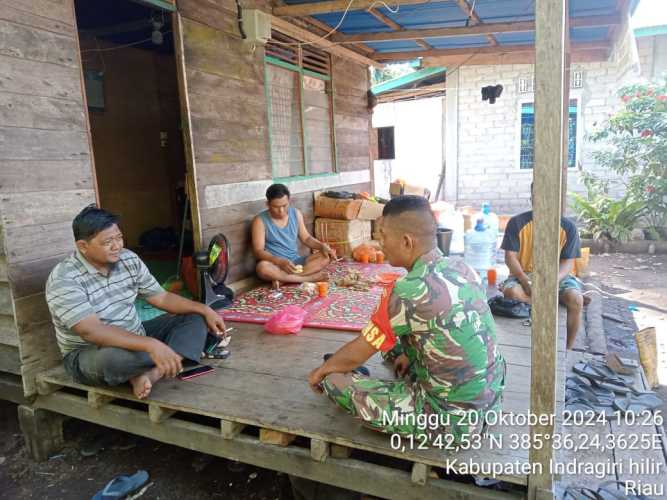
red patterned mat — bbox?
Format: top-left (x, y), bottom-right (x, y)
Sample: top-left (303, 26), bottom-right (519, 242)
top-left (220, 261), bottom-right (405, 331)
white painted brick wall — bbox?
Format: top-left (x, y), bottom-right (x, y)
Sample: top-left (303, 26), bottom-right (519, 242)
top-left (455, 38), bottom-right (640, 215)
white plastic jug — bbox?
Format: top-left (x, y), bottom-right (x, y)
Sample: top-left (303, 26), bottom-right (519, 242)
top-left (475, 202), bottom-right (499, 260)
top-left (464, 218), bottom-right (495, 275)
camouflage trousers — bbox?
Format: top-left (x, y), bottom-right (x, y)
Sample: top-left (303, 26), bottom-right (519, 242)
top-left (321, 373), bottom-right (492, 441)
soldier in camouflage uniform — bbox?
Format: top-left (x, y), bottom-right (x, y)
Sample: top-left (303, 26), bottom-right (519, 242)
top-left (308, 196), bottom-right (505, 441)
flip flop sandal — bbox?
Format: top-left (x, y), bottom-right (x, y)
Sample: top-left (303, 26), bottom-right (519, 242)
top-left (574, 362), bottom-right (640, 394)
top-left (566, 375), bottom-right (615, 399)
top-left (565, 387), bottom-right (614, 407)
top-left (323, 353), bottom-right (370, 377)
top-left (92, 470), bottom-right (149, 500)
top-left (589, 377), bottom-right (635, 395)
top-left (573, 361), bottom-right (634, 385)
top-left (596, 480), bottom-right (649, 500)
top-left (563, 486), bottom-right (602, 500)
top-left (565, 397), bottom-right (615, 417)
top-left (590, 375), bottom-right (656, 396)
top-left (566, 376), bottom-right (615, 401)
top-left (589, 361), bottom-right (635, 384)
top-left (613, 393), bottom-right (663, 415)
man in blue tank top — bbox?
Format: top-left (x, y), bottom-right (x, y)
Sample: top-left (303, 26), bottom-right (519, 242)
top-left (251, 184), bottom-right (337, 287)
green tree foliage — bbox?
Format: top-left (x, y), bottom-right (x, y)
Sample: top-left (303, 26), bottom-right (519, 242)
top-left (370, 63), bottom-right (416, 86)
top-left (573, 77), bottom-right (667, 240)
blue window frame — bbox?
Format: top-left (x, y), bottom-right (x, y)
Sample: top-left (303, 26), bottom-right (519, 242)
top-left (520, 99), bottom-right (578, 169)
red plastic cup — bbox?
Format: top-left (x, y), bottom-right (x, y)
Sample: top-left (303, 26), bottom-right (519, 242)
top-left (487, 268), bottom-right (497, 287)
top-left (317, 281), bottom-right (329, 297)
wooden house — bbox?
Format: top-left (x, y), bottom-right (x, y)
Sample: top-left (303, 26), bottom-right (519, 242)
top-left (2, 1), bottom-right (661, 499)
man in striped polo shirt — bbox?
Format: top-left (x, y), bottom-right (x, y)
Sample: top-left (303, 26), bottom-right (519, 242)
top-left (46, 205), bottom-right (226, 399)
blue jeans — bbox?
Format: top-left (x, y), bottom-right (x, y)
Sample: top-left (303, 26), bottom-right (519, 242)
top-left (63, 313), bottom-right (207, 386)
top-left (500, 273), bottom-right (583, 294)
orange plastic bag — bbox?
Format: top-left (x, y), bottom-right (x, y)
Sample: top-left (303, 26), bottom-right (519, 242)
top-left (264, 306), bottom-right (308, 335)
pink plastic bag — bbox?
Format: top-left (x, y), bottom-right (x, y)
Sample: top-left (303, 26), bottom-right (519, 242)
top-left (264, 306), bottom-right (308, 335)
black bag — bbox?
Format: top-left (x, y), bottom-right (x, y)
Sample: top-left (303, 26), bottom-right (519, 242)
top-left (488, 296), bottom-right (531, 318)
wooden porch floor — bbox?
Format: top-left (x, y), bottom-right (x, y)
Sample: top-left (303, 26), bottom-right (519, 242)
top-left (37, 313), bottom-right (567, 488)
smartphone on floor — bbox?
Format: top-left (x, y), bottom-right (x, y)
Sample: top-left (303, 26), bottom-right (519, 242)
top-left (178, 365), bottom-right (215, 380)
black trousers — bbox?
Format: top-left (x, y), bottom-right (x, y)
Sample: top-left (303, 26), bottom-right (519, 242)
top-left (63, 313), bottom-right (208, 386)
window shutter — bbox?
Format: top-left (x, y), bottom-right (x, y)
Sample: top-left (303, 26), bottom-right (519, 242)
top-left (265, 30), bottom-right (298, 66)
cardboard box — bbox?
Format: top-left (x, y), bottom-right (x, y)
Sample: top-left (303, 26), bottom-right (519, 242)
top-left (314, 196), bottom-right (362, 220)
top-left (314, 194), bottom-right (384, 221)
top-left (357, 200), bottom-right (385, 220)
top-left (389, 182), bottom-right (429, 198)
top-left (315, 218), bottom-right (372, 257)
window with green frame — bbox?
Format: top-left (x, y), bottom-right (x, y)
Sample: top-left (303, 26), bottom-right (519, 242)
top-left (520, 99), bottom-right (578, 169)
top-left (265, 32), bottom-right (335, 179)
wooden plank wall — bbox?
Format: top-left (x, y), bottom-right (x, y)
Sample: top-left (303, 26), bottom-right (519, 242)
top-left (177, 0), bottom-right (372, 283)
top-left (0, 0), bottom-right (97, 390)
top-left (332, 56), bottom-right (372, 173)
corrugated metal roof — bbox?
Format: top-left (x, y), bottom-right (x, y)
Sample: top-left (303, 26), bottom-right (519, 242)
top-left (280, 0), bottom-right (636, 54)
top-left (370, 66), bottom-right (445, 94)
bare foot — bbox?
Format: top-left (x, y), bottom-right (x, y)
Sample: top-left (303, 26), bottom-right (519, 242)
top-left (129, 367), bottom-right (162, 399)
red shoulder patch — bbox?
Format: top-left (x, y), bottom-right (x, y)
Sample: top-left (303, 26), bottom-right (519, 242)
top-left (361, 284), bottom-right (397, 352)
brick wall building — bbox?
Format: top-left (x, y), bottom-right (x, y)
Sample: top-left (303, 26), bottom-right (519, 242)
top-left (446, 25), bottom-right (642, 215)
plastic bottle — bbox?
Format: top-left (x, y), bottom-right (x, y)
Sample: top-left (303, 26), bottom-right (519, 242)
top-left (475, 203), bottom-right (499, 238)
top-left (475, 202), bottom-right (499, 261)
top-left (464, 218), bottom-right (495, 276)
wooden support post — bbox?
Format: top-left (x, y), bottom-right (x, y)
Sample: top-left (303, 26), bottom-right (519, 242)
top-left (529, 0), bottom-right (567, 498)
top-left (561, 50), bottom-right (571, 215)
top-left (172, 12), bottom-right (203, 251)
top-left (259, 428), bottom-right (296, 447)
top-left (411, 462), bottom-right (430, 486)
top-left (36, 378), bottom-right (62, 396)
top-left (330, 443), bottom-right (352, 458)
top-left (0, 373), bottom-right (28, 405)
top-left (221, 419), bottom-right (245, 439)
top-left (149, 404), bottom-right (176, 424)
top-left (17, 405), bottom-right (65, 462)
top-left (88, 391), bottom-right (115, 409)
top-left (310, 438), bottom-right (330, 462)
top-left (444, 68), bottom-right (459, 202)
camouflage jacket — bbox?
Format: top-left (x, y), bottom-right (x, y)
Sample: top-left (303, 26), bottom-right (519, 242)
top-left (362, 248), bottom-right (506, 415)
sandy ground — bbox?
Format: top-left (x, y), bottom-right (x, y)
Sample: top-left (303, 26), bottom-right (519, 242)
top-left (0, 253), bottom-right (665, 499)
top-left (0, 406), bottom-right (293, 500)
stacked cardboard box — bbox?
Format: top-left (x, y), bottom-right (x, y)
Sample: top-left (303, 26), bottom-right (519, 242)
top-left (389, 181), bottom-right (429, 199)
top-left (314, 194), bottom-right (384, 256)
